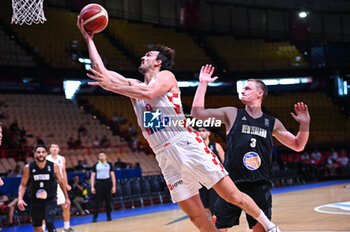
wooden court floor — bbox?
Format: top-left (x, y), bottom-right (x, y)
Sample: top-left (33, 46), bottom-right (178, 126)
top-left (57, 183), bottom-right (350, 232)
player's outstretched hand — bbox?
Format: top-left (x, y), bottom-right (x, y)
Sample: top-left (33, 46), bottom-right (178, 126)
top-left (77, 15), bottom-right (94, 40)
top-left (17, 199), bottom-right (27, 211)
top-left (199, 64), bottom-right (218, 84)
top-left (111, 186), bottom-right (116, 194)
top-left (291, 102), bottom-right (310, 125)
top-left (64, 199), bottom-right (71, 209)
top-left (87, 65), bottom-right (112, 91)
top-left (0, 177), bottom-right (3, 186)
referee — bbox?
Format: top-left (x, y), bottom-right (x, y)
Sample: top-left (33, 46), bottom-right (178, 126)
top-left (91, 151), bottom-right (116, 222)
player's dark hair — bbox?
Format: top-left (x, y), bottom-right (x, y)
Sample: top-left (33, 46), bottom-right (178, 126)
top-left (34, 144), bottom-right (47, 153)
top-left (248, 79), bottom-right (268, 100)
top-left (50, 142), bottom-right (59, 146)
top-left (98, 151), bottom-right (106, 155)
top-left (145, 44), bottom-right (175, 71)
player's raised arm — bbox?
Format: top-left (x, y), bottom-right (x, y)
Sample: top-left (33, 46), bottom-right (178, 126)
top-left (273, 102), bottom-right (310, 152)
top-left (77, 16), bottom-right (136, 86)
top-left (191, 65), bottom-right (235, 129)
top-left (96, 64), bottom-right (142, 87)
top-left (77, 16), bottom-right (103, 70)
top-left (88, 69), bottom-right (177, 101)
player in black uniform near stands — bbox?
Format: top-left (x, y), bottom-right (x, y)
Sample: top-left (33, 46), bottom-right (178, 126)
top-left (198, 126), bottom-right (225, 220)
top-left (17, 145), bottom-right (70, 232)
top-left (192, 65), bottom-right (310, 232)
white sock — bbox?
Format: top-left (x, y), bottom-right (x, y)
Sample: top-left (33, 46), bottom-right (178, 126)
top-left (42, 224), bottom-right (46, 231)
top-left (64, 221), bottom-right (70, 229)
top-left (255, 210), bottom-right (275, 231)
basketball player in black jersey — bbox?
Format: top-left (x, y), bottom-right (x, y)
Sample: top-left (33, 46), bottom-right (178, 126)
top-left (198, 126), bottom-right (225, 220)
top-left (192, 65), bottom-right (310, 232)
top-left (17, 145), bottom-right (71, 232)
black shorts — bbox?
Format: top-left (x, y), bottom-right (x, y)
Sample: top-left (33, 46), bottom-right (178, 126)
top-left (199, 186), bottom-right (219, 214)
top-left (215, 182), bottom-right (272, 229)
top-left (31, 198), bottom-right (57, 227)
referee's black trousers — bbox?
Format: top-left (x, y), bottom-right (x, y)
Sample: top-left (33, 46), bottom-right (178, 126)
top-left (93, 178), bottom-right (112, 220)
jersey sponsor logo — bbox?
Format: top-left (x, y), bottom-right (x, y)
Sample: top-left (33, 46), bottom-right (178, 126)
top-left (36, 189), bottom-right (48, 199)
top-left (243, 152), bottom-right (261, 170)
top-left (168, 180), bottom-right (183, 191)
top-left (48, 165), bottom-right (51, 172)
top-left (264, 118), bottom-right (269, 127)
top-left (32, 169), bottom-right (36, 173)
top-left (143, 109), bottom-right (162, 128)
top-left (33, 174), bottom-right (50, 181)
top-left (242, 116), bottom-right (247, 120)
top-left (241, 125), bottom-right (267, 138)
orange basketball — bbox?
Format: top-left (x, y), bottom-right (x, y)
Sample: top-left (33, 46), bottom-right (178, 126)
top-left (79, 4), bottom-right (108, 33)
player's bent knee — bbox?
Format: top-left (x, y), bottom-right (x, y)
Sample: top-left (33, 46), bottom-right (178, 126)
top-left (223, 190), bottom-right (244, 207)
top-left (188, 214), bottom-right (208, 228)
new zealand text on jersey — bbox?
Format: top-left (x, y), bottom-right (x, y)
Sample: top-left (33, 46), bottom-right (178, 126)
top-left (33, 174), bottom-right (50, 181)
top-left (241, 125), bottom-right (267, 138)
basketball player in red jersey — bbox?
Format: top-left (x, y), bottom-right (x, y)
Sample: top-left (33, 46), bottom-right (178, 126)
top-left (78, 17), bottom-right (281, 232)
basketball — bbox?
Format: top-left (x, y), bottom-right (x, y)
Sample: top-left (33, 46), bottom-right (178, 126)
top-left (79, 4), bottom-right (108, 33)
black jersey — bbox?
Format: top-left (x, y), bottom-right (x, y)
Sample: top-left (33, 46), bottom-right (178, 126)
top-left (224, 108), bottom-right (275, 184)
top-left (208, 141), bottom-right (222, 163)
top-left (28, 161), bottom-right (57, 202)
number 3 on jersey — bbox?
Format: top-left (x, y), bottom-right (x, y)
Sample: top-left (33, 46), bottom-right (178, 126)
top-left (250, 138), bottom-right (256, 148)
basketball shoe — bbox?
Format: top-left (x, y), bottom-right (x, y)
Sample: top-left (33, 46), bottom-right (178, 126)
top-left (63, 228), bottom-right (76, 232)
top-left (267, 226), bottom-right (281, 232)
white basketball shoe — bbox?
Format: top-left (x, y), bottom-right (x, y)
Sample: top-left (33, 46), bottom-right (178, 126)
top-left (267, 226), bottom-right (281, 232)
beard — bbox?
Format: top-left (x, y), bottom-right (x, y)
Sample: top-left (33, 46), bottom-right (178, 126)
top-left (35, 156), bottom-right (45, 162)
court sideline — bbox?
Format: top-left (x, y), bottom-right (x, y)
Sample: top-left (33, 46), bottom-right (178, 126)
top-left (3, 180), bottom-right (350, 232)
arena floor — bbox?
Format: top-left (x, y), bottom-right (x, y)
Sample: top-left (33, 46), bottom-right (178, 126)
top-left (3, 180), bottom-right (350, 232)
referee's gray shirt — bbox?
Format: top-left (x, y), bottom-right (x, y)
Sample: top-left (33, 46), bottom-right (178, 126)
top-left (92, 161), bottom-right (113, 180)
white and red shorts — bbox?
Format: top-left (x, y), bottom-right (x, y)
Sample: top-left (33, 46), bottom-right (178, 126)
top-left (57, 185), bottom-right (66, 205)
top-left (153, 130), bottom-right (228, 203)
